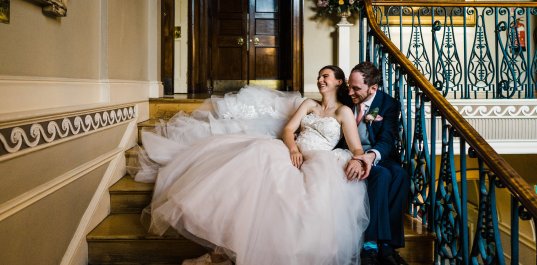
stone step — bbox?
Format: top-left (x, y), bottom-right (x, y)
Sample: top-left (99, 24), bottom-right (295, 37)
top-left (87, 214), bottom-right (207, 265)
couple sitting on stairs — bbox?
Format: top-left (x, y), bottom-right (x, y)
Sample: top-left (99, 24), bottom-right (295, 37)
top-left (135, 62), bottom-right (408, 265)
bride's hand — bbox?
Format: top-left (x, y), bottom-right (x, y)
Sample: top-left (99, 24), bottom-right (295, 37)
top-left (345, 159), bottom-right (364, 181)
top-left (290, 150), bottom-right (303, 168)
top-left (352, 153), bottom-right (375, 180)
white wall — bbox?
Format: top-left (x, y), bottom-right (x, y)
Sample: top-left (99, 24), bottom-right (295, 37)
top-left (0, 1), bottom-right (160, 264)
top-left (303, 1), bottom-right (361, 93)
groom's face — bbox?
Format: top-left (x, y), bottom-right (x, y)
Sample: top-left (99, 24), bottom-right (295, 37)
top-left (348, 71), bottom-right (378, 105)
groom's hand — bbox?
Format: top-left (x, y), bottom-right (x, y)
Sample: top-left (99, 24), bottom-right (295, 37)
top-left (352, 153), bottom-right (375, 180)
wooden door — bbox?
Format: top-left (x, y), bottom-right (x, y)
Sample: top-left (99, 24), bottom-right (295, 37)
top-left (248, 0), bottom-right (284, 86)
top-left (210, 0), bottom-right (291, 93)
top-left (210, 0), bottom-right (249, 92)
top-left (186, 0), bottom-right (301, 95)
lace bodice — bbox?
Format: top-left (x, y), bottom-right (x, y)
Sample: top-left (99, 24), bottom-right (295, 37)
top-left (296, 114), bottom-right (341, 152)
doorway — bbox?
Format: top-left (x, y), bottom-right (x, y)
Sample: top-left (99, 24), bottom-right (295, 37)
top-left (161, 0), bottom-right (303, 95)
top-left (208, 0), bottom-right (292, 93)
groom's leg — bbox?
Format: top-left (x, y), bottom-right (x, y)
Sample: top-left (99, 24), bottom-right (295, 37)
top-left (383, 161), bottom-right (409, 248)
top-left (364, 166), bottom-right (392, 243)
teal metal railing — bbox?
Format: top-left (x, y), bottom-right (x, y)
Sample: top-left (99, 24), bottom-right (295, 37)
top-left (360, 0), bottom-right (537, 264)
top-left (368, 2), bottom-right (537, 100)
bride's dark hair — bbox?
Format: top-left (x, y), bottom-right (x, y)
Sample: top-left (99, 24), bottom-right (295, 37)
top-left (319, 65), bottom-right (353, 107)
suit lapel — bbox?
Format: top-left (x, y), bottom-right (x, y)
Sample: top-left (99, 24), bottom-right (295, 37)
top-left (366, 91), bottom-right (385, 145)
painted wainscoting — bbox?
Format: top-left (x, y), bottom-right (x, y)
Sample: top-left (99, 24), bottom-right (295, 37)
top-left (0, 77), bottom-right (154, 265)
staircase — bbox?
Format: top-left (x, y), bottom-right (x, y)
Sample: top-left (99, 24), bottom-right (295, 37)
top-left (86, 97), bottom-right (436, 265)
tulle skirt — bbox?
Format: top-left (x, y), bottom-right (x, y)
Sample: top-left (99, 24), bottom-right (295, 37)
top-left (135, 87), bottom-right (369, 265)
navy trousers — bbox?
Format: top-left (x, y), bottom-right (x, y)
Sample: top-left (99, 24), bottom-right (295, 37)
top-left (364, 159), bottom-right (409, 248)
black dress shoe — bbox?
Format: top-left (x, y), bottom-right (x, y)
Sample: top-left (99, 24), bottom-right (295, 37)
top-left (360, 249), bottom-right (379, 265)
top-left (378, 251), bottom-right (408, 265)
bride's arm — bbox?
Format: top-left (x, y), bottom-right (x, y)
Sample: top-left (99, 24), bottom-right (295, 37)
top-left (282, 99), bottom-right (315, 168)
top-left (337, 106), bottom-right (367, 181)
top-left (338, 106), bottom-right (364, 156)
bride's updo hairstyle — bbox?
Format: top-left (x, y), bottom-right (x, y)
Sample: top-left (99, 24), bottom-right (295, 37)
top-left (318, 65), bottom-right (352, 107)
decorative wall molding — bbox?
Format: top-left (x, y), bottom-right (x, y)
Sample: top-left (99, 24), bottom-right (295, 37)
top-left (0, 105), bottom-right (136, 161)
top-left (412, 99), bottom-right (537, 118)
top-left (406, 99), bottom-right (537, 154)
top-left (454, 105), bottom-right (537, 118)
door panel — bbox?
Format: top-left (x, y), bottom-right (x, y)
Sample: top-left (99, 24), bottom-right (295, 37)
top-left (211, 0), bottom-right (248, 88)
top-left (255, 47), bottom-right (278, 78)
top-left (249, 0), bottom-right (279, 82)
top-left (216, 48), bottom-right (243, 79)
top-left (254, 0), bottom-right (278, 13)
top-left (208, 0), bottom-right (290, 92)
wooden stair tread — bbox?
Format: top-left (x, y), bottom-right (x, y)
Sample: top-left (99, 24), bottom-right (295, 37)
top-left (150, 96), bottom-right (208, 103)
top-left (149, 97), bottom-right (205, 119)
top-left (138, 118), bottom-right (165, 127)
top-left (87, 213), bottom-right (180, 240)
top-left (400, 216), bottom-right (435, 264)
top-left (403, 215), bottom-right (435, 240)
top-left (110, 175), bottom-right (153, 193)
top-left (87, 214), bottom-right (207, 264)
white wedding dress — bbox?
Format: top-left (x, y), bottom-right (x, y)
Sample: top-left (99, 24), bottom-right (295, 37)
top-left (136, 87), bottom-right (369, 265)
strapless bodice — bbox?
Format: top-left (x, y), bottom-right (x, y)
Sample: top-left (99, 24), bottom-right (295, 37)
top-left (296, 114), bottom-right (341, 152)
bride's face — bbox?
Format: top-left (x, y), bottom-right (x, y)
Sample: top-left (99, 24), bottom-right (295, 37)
top-left (317, 69), bottom-right (342, 93)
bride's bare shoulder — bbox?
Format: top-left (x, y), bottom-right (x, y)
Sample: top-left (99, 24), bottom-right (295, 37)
top-left (335, 104), bottom-right (353, 115)
top-left (299, 98), bottom-right (320, 108)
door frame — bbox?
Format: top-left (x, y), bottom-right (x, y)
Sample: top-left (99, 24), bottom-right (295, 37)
top-left (187, 0), bottom-right (303, 94)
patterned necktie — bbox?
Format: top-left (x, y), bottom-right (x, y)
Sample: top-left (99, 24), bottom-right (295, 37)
top-left (356, 103), bottom-right (366, 124)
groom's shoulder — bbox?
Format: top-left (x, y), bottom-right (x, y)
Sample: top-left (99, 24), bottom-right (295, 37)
top-left (377, 90), bottom-right (397, 104)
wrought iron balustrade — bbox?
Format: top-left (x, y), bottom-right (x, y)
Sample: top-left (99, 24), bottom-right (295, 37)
top-left (368, 1), bottom-right (537, 100)
top-left (359, 0), bottom-right (537, 264)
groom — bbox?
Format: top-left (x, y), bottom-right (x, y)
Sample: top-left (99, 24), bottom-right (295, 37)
top-left (344, 62), bottom-right (409, 265)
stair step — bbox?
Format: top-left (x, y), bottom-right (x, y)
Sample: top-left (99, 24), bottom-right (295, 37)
top-left (400, 215), bottom-right (436, 264)
top-left (149, 97), bottom-right (205, 119)
top-left (110, 175), bottom-right (153, 213)
top-left (107, 173), bottom-right (436, 263)
top-left (87, 214), bottom-right (207, 265)
top-left (137, 119), bottom-right (165, 145)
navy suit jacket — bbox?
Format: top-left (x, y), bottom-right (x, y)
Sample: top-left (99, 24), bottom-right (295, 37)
top-left (337, 90), bottom-right (401, 163)
top-left (364, 90), bottom-right (401, 162)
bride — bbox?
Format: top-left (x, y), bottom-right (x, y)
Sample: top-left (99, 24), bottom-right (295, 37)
top-left (136, 65), bottom-right (369, 265)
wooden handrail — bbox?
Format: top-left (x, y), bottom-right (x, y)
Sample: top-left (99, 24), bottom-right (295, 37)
top-left (371, 0), bottom-right (537, 8)
top-left (363, 0), bottom-right (537, 217)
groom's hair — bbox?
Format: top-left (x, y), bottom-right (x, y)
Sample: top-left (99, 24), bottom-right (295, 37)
top-left (351, 62), bottom-right (381, 87)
